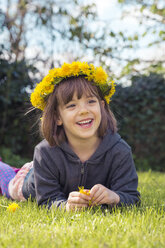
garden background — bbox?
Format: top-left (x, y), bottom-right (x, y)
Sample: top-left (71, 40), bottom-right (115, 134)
top-left (0, 0), bottom-right (165, 171)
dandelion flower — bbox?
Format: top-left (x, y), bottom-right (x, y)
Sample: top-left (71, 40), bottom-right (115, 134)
top-left (61, 63), bottom-right (72, 77)
top-left (95, 67), bottom-right (108, 84)
top-left (70, 61), bottom-right (81, 76)
top-left (78, 187), bottom-right (94, 206)
top-left (7, 203), bottom-right (20, 212)
top-left (78, 186), bottom-right (91, 196)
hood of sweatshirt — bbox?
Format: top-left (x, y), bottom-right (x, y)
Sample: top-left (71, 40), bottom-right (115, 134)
top-left (59, 130), bottom-right (121, 164)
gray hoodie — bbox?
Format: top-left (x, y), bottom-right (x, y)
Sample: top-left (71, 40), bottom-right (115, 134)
top-left (22, 130), bottom-right (140, 208)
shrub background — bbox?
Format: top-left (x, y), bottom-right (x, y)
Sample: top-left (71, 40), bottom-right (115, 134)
top-left (111, 73), bottom-right (165, 171)
top-left (0, 58), bottom-right (41, 162)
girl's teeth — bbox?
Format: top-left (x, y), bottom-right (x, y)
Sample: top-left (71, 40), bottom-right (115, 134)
top-left (78, 120), bottom-right (92, 124)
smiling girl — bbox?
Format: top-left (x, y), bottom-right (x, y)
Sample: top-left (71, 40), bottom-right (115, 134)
top-left (0, 62), bottom-right (140, 210)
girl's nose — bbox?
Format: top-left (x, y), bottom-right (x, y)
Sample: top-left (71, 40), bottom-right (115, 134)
top-left (79, 104), bottom-right (89, 115)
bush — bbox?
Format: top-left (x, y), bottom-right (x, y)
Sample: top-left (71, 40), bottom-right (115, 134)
top-left (0, 147), bottom-right (29, 168)
top-left (0, 57), bottom-right (41, 158)
top-left (111, 73), bottom-right (165, 171)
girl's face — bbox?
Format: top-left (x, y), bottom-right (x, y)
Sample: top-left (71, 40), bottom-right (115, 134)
top-left (57, 93), bottom-right (104, 145)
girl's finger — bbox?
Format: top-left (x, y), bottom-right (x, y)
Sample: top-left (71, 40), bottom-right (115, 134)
top-left (68, 196), bottom-right (89, 204)
top-left (69, 191), bottom-right (91, 201)
top-left (91, 186), bottom-right (103, 202)
top-left (90, 184), bottom-right (100, 198)
top-left (69, 191), bottom-right (80, 197)
top-left (92, 194), bottom-right (105, 205)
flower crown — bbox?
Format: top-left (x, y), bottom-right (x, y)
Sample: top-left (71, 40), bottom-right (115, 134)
top-left (30, 61), bottom-right (116, 110)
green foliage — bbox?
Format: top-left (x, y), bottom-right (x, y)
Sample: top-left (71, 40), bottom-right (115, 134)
top-left (1, 0), bottom-right (164, 82)
top-left (0, 171), bottom-right (165, 247)
top-left (0, 147), bottom-right (29, 168)
top-left (0, 0), bottom-right (98, 64)
top-left (115, 0), bottom-right (165, 78)
top-left (0, 57), bottom-right (41, 159)
top-left (111, 73), bottom-right (165, 171)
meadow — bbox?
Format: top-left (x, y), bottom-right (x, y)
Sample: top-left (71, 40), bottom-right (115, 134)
top-left (0, 170), bottom-right (165, 248)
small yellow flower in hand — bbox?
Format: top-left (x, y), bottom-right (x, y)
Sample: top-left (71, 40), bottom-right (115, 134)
top-left (78, 186), bottom-right (90, 196)
top-left (78, 186), bottom-right (93, 206)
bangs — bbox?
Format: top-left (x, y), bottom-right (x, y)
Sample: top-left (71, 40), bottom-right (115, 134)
top-left (55, 76), bottom-right (101, 105)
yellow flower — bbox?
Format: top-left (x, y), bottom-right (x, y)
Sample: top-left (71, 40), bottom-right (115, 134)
top-left (43, 74), bottom-right (54, 84)
top-left (78, 187), bottom-right (93, 206)
top-left (78, 186), bottom-right (91, 196)
top-left (7, 203), bottom-right (20, 212)
top-left (61, 63), bottom-right (72, 77)
top-left (50, 68), bottom-right (61, 78)
top-left (80, 62), bottom-right (90, 75)
top-left (105, 81), bottom-right (116, 104)
top-left (94, 67), bottom-right (108, 84)
top-left (30, 91), bottom-right (45, 110)
top-left (41, 83), bottom-right (54, 95)
top-left (70, 61), bottom-right (81, 76)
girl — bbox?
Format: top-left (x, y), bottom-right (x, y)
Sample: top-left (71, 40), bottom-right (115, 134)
top-left (0, 62), bottom-right (140, 211)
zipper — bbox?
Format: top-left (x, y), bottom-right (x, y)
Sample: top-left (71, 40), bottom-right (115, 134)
top-left (79, 161), bottom-right (85, 186)
top-left (81, 163), bottom-right (84, 175)
top-left (79, 161), bottom-right (88, 187)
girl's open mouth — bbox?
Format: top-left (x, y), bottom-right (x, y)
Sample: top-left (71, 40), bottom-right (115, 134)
top-left (76, 119), bottom-right (93, 128)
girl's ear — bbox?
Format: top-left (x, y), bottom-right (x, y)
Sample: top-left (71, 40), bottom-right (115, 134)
top-left (101, 100), bottom-right (105, 108)
top-left (56, 116), bottom-right (63, 126)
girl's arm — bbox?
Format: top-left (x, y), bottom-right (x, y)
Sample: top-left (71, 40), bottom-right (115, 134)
top-left (90, 149), bottom-right (140, 207)
top-left (34, 147), bottom-right (91, 211)
top-left (110, 151), bottom-right (140, 206)
top-left (33, 147), bottom-right (67, 209)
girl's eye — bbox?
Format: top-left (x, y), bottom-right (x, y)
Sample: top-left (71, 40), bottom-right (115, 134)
top-left (66, 104), bottom-right (76, 109)
top-left (88, 99), bottom-right (96, 104)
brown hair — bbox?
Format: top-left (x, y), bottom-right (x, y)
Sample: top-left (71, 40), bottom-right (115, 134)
top-left (41, 76), bottom-right (117, 146)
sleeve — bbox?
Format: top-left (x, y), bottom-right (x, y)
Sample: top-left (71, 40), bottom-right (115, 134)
top-left (33, 147), bottom-right (67, 209)
top-left (110, 148), bottom-right (140, 207)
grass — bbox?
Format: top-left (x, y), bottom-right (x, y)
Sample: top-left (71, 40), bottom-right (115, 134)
top-left (0, 171), bottom-right (165, 248)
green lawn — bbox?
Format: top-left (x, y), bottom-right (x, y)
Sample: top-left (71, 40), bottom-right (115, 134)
top-left (0, 171), bottom-right (165, 248)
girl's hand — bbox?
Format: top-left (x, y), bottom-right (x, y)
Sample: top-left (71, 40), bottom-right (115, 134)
top-left (66, 191), bottom-right (91, 211)
top-left (90, 184), bottom-right (120, 206)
